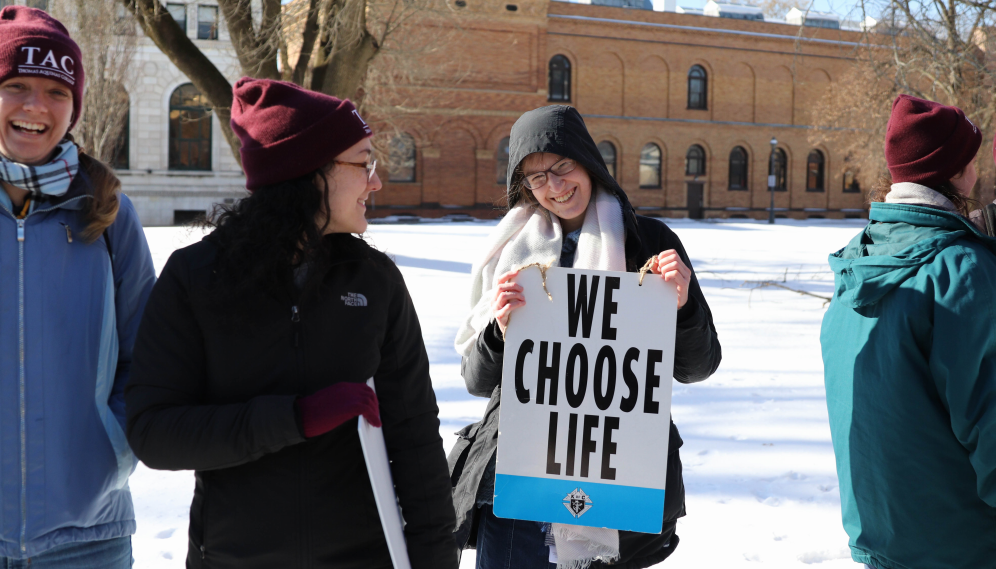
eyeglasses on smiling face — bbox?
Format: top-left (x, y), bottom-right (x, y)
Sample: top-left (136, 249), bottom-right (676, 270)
top-left (334, 158), bottom-right (378, 182)
top-left (521, 158), bottom-right (577, 190)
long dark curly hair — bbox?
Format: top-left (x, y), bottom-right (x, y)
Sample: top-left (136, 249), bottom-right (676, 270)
top-left (206, 166), bottom-right (334, 306)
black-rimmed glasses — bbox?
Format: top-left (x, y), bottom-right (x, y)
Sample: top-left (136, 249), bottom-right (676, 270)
top-left (521, 159), bottom-right (576, 190)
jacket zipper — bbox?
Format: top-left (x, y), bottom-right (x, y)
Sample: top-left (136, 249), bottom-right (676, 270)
top-left (16, 217), bottom-right (26, 555)
top-left (1, 196), bottom-right (85, 554)
top-left (290, 304), bottom-right (306, 568)
top-left (291, 305), bottom-right (301, 347)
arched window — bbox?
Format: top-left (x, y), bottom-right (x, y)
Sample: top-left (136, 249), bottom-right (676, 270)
top-left (598, 141), bottom-right (617, 179)
top-left (769, 148), bottom-right (787, 191)
top-left (168, 83), bottom-right (212, 171)
top-left (388, 134), bottom-right (417, 182)
top-left (639, 143), bottom-right (661, 188)
top-left (686, 144), bottom-right (705, 176)
top-left (549, 55), bottom-right (571, 102)
top-left (496, 136), bottom-right (510, 185)
top-left (728, 146), bottom-right (748, 190)
top-left (110, 96), bottom-right (130, 170)
top-left (807, 150), bottom-right (825, 191)
top-left (687, 65), bottom-right (707, 110)
top-left (843, 170), bottom-right (860, 193)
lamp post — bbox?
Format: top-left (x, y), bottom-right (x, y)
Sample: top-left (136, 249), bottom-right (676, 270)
top-left (768, 137), bottom-right (778, 225)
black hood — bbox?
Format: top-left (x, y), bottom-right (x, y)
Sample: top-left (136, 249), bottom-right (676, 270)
top-left (505, 105), bottom-right (642, 267)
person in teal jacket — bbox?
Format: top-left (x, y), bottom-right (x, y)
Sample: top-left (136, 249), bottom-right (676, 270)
top-left (821, 94), bottom-right (996, 569)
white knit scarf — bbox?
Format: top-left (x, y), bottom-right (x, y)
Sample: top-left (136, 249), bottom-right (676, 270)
top-left (885, 182), bottom-right (958, 212)
top-left (454, 187), bottom-right (625, 569)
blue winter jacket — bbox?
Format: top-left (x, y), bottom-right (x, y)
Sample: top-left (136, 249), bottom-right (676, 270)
top-left (822, 203), bottom-right (996, 569)
top-left (0, 176), bottom-right (155, 558)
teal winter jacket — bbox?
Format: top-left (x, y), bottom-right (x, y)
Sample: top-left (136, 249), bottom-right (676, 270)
top-left (821, 202), bottom-right (996, 569)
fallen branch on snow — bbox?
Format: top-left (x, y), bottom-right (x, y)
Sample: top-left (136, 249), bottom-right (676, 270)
top-left (741, 280), bottom-right (832, 307)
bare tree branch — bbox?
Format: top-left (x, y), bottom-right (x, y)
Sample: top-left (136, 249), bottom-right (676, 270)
top-left (120, 0), bottom-right (241, 162)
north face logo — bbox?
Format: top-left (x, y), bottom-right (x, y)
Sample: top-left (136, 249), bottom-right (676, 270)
top-left (341, 292), bottom-right (368, 307)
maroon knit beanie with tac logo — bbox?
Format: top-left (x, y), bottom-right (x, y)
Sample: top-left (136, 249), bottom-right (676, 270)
top-left (231, 77), bottom-right (373, 191)
top-left (0, 6), bottom-right (84, 131)
top-left (885, 94), bottom-right (981, 187)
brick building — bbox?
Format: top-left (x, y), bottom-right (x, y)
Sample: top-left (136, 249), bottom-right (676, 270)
top-left (374, 0), bottom-right (870, 220)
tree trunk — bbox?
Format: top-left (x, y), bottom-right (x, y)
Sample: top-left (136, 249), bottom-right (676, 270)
top-left (292, 0), bottom-right (321, 85)
top-left (120, 0), bottom-right (241, 163)
top-left (217, 0), bottom-right (281, 79)
top-left (311, 30), bottom-right (378, 101)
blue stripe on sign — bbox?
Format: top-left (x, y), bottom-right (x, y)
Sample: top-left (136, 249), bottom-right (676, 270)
top-left (492, 474), bottom-right (666, 534)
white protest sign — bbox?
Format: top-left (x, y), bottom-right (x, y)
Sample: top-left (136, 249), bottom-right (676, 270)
top-left (494, 267), bottom-right (677, 534)
top-left (358, 378), bottom-right (412, 569)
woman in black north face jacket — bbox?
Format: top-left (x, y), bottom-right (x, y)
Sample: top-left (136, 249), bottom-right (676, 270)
top-left (125, 79), bottom-right (457, 569)
top-left (449, 105), bottom-right (722, 569)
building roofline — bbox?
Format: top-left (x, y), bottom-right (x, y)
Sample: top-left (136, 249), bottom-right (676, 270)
top-left (581, 113), bottom-right (856, 132)
top-left (548, 13), bottom-right (865, 47)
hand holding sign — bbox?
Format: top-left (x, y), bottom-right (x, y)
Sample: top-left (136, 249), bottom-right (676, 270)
top-left (495, 266), bottom-right (678, 534)
top-left (493, 269), bottom-right (526, 335)
top-left (651, 250), bottom-right (691, 309)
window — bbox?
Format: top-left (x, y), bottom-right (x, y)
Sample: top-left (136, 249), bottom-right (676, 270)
top-left (388, 133), bottom-right (416, 183)
top-left (197, 5), bottom-right (219, 40)
top-left (110, 103), bottom-right (130, 170)
top-left (168, 83), bottom-right (212, 171)
top-left (639, 143), bottom-right (661, 188)
top-left (686, 144), bottom-right (705, 176)
top-left (804, 18), bottom-right (840, 29)
top-left (843, 170), bottom-right (860, 193)
top-left (769, 148), bottom-right (787, 191)
top-left (25, 0), bottom-right (46, 10)
top-left (549, 55), bottom-right (571, 102)
top-left (167, 3), bottom-right (187, 32)
top-left (728, 146), bottom-right (748, 190)
top-left (719, 11), bottom-right (763, 20)
top-left (807, 150), bottom-right (825, 191)
top-left (496, 136), bottom-right (510, 185)
top-left (598, 141), bottom-right (616, 179)
top-left (687, 65), bottom-right (707, 110)
top-left (173, 210), bottom-right (206, 226)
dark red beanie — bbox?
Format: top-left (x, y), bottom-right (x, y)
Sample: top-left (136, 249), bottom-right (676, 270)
top-left (0, 7), bottom-right (84, 131)
top-left (231, 77), bottom-right (373, 191)
top-left (885, 95), bottom-right (981, 187)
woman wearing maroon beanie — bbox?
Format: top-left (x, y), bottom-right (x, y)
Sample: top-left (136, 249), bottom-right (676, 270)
top-left (126, 78), bottom-right (458, 569)
top-left (0, 6), bottom-right (156, 568)
top-left (821, 95), bottom-right (996, 569)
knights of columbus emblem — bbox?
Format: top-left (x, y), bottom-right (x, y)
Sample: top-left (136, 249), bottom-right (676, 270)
top-left (563, 488), bottom-right (593, 518)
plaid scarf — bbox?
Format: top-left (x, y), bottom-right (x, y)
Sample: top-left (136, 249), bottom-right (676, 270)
top-left (0, 141), bottom-right (79, 200)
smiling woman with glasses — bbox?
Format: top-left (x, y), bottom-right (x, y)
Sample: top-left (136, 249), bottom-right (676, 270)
top-left (126, 78), bottom-right (459, 569)
top-left (450, 105), bottom-right (722, 569)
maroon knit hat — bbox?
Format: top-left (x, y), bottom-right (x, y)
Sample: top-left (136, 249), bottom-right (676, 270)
top-left (0, 6), bottom-right (84, 131)
top-left (231, 77), bottom-right (373, 190)
top-left (885, 95), bottom-right (981, 187)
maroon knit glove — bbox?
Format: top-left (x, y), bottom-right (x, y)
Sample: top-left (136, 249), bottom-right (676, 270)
top-left (295, 382), bottom-right (382, 438)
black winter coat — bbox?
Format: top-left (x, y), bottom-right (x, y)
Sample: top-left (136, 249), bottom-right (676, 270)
top-left (448, 105), bottom-right (722, 569)
top-left (126, 234), bottom-right (458, 569)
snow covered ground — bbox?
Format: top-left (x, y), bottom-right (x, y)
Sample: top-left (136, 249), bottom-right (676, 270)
top-left (131, 218), bottom-right (868, 568)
